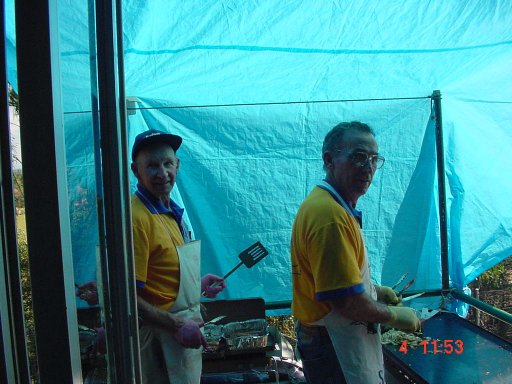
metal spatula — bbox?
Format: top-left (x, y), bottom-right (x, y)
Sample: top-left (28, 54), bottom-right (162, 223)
top-left (226, 241), bottom-right (268, 278)
top-left (202, 242), bottom-right (269, 295)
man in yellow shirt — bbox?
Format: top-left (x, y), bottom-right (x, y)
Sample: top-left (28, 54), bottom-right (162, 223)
top-left (131, 129), bottom-right (226, 383)
top-left (291, 121), bottom-right (420, 383)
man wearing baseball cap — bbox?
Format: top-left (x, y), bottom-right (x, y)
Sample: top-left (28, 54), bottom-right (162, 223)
top-left (130, 128), bottom-right (226, 383)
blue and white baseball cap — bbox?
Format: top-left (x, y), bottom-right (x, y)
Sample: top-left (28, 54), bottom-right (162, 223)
top-left (131, 129), bottom-right (183, 161)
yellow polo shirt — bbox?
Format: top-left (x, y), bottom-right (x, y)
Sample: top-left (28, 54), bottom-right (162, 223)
top-left (291, 187), bottom-right (366, 324)
top-left (132, 195), bottom-right (184, 310)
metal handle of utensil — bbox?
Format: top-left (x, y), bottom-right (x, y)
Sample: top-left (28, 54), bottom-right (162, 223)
top-left (401, 292), bottom-right (425, 302)
top-left (202, 315), bottom-right (227, 326)
top-left (397, 277), bottom-right (416, 295)
top-left (201, 261), bottom-right (243, 297)
top-left (222, 260), bottom-right (244, 280)
top-left (391, 272), bottom-right (409, 290)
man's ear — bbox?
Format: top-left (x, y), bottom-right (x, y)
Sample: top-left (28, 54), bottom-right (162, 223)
top-left (176, 157), bottom-right (180, 172)
top-left (131, 162), bottom-right (140, 179)
top-left (322, 151), bottom-right (334, 170)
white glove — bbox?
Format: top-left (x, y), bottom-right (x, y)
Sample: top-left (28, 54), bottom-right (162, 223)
top-left (378, 285), bottom-right (401, 305)
top-left (386, 306), bottom-right (421, 332)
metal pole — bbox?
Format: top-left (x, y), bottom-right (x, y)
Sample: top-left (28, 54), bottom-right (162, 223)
top-left (452, 289), bottom-right (512, 325)
top-left (95, 0), bottom-right (140, 381)
top-left (475, 287), bottom-right (481, 326)
top-left (432, 90), bottom-right (450, 290)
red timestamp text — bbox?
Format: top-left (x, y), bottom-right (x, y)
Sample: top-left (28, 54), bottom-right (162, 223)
top-left (398, 339), bottom-right (464, 355)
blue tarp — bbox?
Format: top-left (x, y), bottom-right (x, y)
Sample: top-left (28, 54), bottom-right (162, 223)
top-left (5, 1), bottom-right (512, 307)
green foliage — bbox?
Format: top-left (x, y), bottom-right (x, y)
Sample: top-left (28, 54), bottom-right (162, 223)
top-left (13, 169), bottom-right (24, 209)
top-left (472, 256), bottom-right (512, 290)
top-left (468, 256), bottom-right (512, 343)
top-left (267, 315), bottom-right (296, 340)
top-left (17, 228), bottom-right (39, 382)
top-left (479, 264), bottom-right (507, 289)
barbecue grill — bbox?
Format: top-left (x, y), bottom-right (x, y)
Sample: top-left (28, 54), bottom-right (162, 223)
top-left (384, 311), bottom-right (512, 383)
top-left (201, 298), bottom-right (302, 383)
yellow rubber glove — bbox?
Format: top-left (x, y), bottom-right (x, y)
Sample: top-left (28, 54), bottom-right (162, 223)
top-left (386, 306), bottom-right (421, 332)
top-left (378, 285), bottom-right (401, 305)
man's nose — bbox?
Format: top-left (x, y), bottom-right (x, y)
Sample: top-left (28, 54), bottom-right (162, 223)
top-left (361, 159), bottom-right (375, 172)
top-left (155, 165), bottom-right (167, 177)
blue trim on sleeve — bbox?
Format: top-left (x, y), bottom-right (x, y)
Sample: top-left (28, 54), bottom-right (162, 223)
top-left (136, 280), bottom-right (145, 288)
top-left (316, 283), bottom-right (365, 301)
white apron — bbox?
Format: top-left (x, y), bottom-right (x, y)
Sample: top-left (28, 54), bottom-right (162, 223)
top-left (318, 181), bottom-right (385, 384)
top-left (141, 240), bottom-right (203, 384)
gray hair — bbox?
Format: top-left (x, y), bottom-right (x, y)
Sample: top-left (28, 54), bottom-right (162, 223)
top-left (322, 121), bottom-right (375, 154)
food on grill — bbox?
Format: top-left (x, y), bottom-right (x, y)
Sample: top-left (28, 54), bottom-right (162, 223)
top-left (222, 319), bottom-right (269, 350)
top-left (223, 319), bottom-right (267, 336)
top-left (381, 328), bottom-right (431, 348)
top-left (203, 323), bottom-right (223, 348)
top-left (202, 318), bottom-right (270, 353)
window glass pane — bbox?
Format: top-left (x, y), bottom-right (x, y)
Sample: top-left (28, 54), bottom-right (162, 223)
top-left (59, 2), bottom-right (109, 381)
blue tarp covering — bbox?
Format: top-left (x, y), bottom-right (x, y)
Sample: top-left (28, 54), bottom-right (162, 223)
top-left (5, 1), bottom-right (512, 307)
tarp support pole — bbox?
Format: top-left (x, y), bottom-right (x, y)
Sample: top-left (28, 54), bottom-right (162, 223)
top-left (432, 90), bottom-right (450, 290)
top-left (451, 289), bottom-right (512, 325)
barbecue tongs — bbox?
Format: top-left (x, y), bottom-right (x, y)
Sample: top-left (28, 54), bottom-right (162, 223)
top-left (396, 277), bottom-right (416, 296)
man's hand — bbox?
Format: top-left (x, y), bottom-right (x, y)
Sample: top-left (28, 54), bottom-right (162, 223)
top-left (201, 274), bottom-right (227, 298)
top-left (173, 319), bottom-right (208, 349)
top-left (386, 306), bottom-right (421, 332)
top-left (377, 285), bottom-right (401, 305)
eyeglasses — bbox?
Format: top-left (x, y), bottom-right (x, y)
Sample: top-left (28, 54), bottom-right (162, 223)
top-left (335, 150), bottom-right (385, 169)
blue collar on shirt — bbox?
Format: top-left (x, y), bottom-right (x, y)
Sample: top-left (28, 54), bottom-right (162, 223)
top-left (135, 184), bottom-right (185, 223)
top-left (320, 179), bottom-right (363, 227)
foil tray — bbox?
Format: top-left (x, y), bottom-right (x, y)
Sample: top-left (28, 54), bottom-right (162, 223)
top-left (225, 333), bottom-right (268, 350)
top-left (203, 323), bottom-right (224, 348)
top-left (223, 319), bottom-right (268, 350)
top-left (203, 318), bottom-right (269, 353)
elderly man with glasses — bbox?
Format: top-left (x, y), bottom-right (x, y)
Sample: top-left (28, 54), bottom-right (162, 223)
top-left (291, 121), bottom-right (420, 384)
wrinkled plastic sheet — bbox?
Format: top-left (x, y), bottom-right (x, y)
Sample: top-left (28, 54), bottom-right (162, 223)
top-left (5, 0), bottom-right (512, 305)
